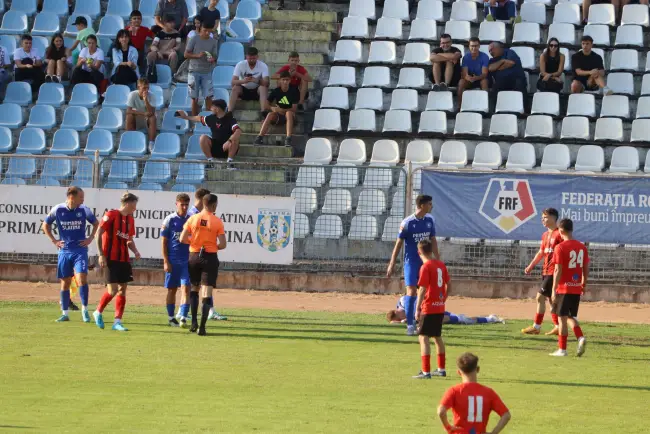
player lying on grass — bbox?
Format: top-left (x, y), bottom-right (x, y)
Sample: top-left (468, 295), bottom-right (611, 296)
top-left (387, 296), bottom-right (504, 325)
top-left (438, 352), bottom-right (511, 434)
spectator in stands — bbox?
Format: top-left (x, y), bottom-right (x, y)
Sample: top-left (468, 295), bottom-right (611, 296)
top-left (126, 78), bottom-right (157, 152)
top-left (457, 37), bottom-right (489, 107)
top-left (199, 0), bottom-right (221, 37)
top-left (70, 34), bottom-right (105, 90)
top-left (147, 15), bottom-right (182, 74)
top-left (111, 30), bottom-right (140, 89)
top-left (230, 47), bottom-right (270, 115)
top-left (126, 10), bottom-right (154, 71)
top-left (186, 16), bottom-right (208, 40)
top-left (14, 34), bottom-right (45, 95)
top-left (0, 45), bottom-right (10, 94)
top-left (484, 0), bottom-right (521, 24)
top-left (273, 52), bottom-right (312, 108)
top-left (254, 71), bottom-right (300, 148)
top-left (429, 34), bottom-right (462, 92)
top-left (67, 16), bottom-right (96, 67)
top-left (185, 21), bottom-right (219, 116)
top-left (154, 0), bottom-right (189, 33)
top-left (571, 36), bottom-right (611, 95)
top-left (45, 33), bottom-right (68, 84)
top-left (537, 38), bottom-right (565, 93)
top-left (488, 42), bottom-right (527, 94)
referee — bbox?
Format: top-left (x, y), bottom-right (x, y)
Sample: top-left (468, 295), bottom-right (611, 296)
top-left (180, 193), bottom-right (227, 336)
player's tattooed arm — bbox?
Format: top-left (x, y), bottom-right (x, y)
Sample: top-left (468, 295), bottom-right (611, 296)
top-left (161, 235), bottom-right (171, 273)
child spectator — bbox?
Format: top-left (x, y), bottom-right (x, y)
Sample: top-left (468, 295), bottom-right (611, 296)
top-left (273, 52), bottom-right (311, 108)
top-left (111, 29), bottom-right (140, 89)
top-left (70, 35), bottom-right (105, 91)
top-left (147, 15), bottom-right (182, 73)
top-left (184, 21), bottom-right (218, 115)
top-left (126, 10), bottom-right (154, 71)
top-left (67, 16), bottom-right (96, 67)
top-left (14, 34), bottom-right (46, 94)
top-left (199, 0), bottom-right (221, 37)
top-left (45, 33), bottom-right (68, 83)
top-left (254, 71), bottom-right (299, 148)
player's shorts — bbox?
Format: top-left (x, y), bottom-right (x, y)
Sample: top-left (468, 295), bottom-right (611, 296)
top-left (105, 260), bottom-right (134, 284)
top-left (418, 313), bottom-right (444, 337)
top-left (240, 86), bottom-right (260, 101)
top-left (164, 262), bottom-right (190, 289)
top-left (188, 252), bottom-right (219, 287)
top-left (57, 250), bottom-right (89, 279)
top-left (135, 115), bottom-right (150, 131)
top-left (403, 261), bottom-right (422, 287)
top-left (188, 72), bottom-right (213, 100)
top-left (539, 275), bottom-right (553, 298)
top-left (554, 293), bottom-right (581, 318)
top-left (210, 137), bottom-right (239, 159)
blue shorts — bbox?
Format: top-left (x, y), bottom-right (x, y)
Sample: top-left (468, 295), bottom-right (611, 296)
top-left (403, 261), bottom-right (423, 287)
top-left (164, 262), bottom-right (190, 289)
top-left (57, 250), bottom-right (88, 279)
top-left (188, 72), bottom-right (213, 100)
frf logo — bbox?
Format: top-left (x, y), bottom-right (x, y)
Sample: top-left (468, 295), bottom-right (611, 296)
top-left (479, 179), bottom-right (537, 234)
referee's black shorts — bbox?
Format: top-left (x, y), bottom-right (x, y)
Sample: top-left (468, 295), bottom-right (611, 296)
top-left (188, 252), bottom-right (219, 287)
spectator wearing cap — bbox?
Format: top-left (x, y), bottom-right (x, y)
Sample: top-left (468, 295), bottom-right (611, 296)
top-left (229, 47), bottom-right (270, 115)
top-left (154, 0), bottom-right (189, 34)
top-left (66, 16), bottom-right (97, 67)
top-left (272, 51), bottom-right (312, 108)
top-left (184, 20), bottom-right (219, 116)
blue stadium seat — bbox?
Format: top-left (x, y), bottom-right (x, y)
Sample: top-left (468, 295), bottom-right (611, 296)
top-left (225, 18), bottom-right (254, 44)
top-left (31, 12), bottom-right (60, 36)
top-left (107, 160), bottom-right (138, 183)
top-left (138, 182), bottom-right (163, 191)
top-left (107, 0), bottom-right (134, 19)
top-left (217, 0), bottom-right (230, 23)
top-left (2, 177), bottom-right (27, 185)
top-left (212, 66), bottom-right (235, 89)
top-left (0, 11), bottom-right (28, 34)
top-left (103, 85), bottom-right (131, 109)
top-left (50, 129), bottom-right (81, 155)
top-left (155, 65), bottom-right (172, 89)
top-left (71, 179), bottom-right (93, 188)
top-left (31, 36), bottom-right (48, 55)
top-left (65, 14), bottom-right (93, 37)
top-left (187, 0), bottom-right (197, 19)
top-left (212, 88), bottom-right (230, 106)
top-left (0, 127), bottom-right (13, 153)
top-left (235, 0), bottom-right (262, 24)
top-left (41, 158), bottom-right (72, 179)
top-left (4, 82), bottom-right (32, 106)
top-left (0, 103), bottom-right (24, 129)
top-left (185, 135), bottom-right (207, 159)
top-left (26, 105), bottom-right (57, 131)
top-left (151, 133), bottom-right (181, 158)
top-left (6, 156), bottom-right (36, 178)
top-left (176, 163), bottom-right (205, 183)
top-left (149, 85), bottom-right (165, 110)
top-left (141, 16), bottom-right (155, 28)
top-left (139, 0), bottom-right (157, 16)
top-left (0, 35), bottom-right (17, 57)
top-left (74, 158), bottom-right (96, 181)
top-left (61, 106), bottom-right (91, 131)
top-left (104, 181), bottom-right (129, 189)
top-left (161, 111), bottom-right (189, 134)
top-left (35, 177), bottom-right (61, 186)
top-left (193, 112), bottom-right (212, 135)
top-left (117, 131), bottom-right (147, 156)
top-left (97, 15), bottom-right (125, 38)
top-left (43, 0), bottom-right (69, 17)
top-left (69, 84), bottom-right (99, 108)
top-left (85, 129), bottom-right (115, 156)
top-left (217, 42), bottom-right (244, 66)
top-left (17, 128), bottom-right (46, 154)
top-left (98, 37), bottom-right (112, 56)
top-left (141, 160), bottom-right (172, 183)
top-left (10, 0), bottom-right (37, 16)
top-left (168, 86), bottom-right (192, 112)
top-left (93, 107), bottom-right (124, 132)
top-left (171, 183), bottom-right (197, 192)
top-left (36, 83), bottom-right (65, 107)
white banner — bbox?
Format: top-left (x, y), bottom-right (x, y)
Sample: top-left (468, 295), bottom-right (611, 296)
top-left (0, 185), bottom-right (295, 265)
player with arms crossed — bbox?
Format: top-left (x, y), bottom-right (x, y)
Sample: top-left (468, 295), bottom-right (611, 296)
top-left (387, 194), bottom-right (439, 336)
top-left (42, 187), bottom-right (99, 323)
top-left (94, 193), bottom-right (141, 332)
top-left (413, 239), bottom-right (449, 379)
top-left (161, 193), bottom-right (191, 327)
top-left (438, 352), bottom-right (511, 434)
top-left (549, 218), bottom-right (588, 357)
top-left (522, 208), bottom-right (562, 336)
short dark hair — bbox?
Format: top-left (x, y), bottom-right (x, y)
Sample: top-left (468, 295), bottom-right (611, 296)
top-left (195, 188), bottom-right (211, 201)
top-left (386, 310), bottom-right (399, 322)
top-left (581, 35), bottom-right (594, 43)
top-left (457, 352), bottom-right (479, 374)
top-left (201, 19), bottom-right (216, 30)
top-left (21, 34), bottom-right (32, 42)
top-left (137, 77), bottom-right (149, 87)
top-left (279, 70), bottom-right (291, 79)
top-left (211, 99), bottom-right (227, 111)
top-left (202, 193), bottom-right (218, 208)
top-left (469, 37), bottom-right (480, 45)
top-left (440, 33), bottom-right (451, 41)
top-left (247, 46), bottom-right (259, 56)
top-left (121, 192), bottom-right (139, 205)
top-left (288, 51), bottom-right (300, 58)
top-left (558, 218), bottom-right (574, 232)
top-left (67, 186), bottom-right (83, 196)
top-left (163, 14), bottom-right (175, 23)
top-left (542, 208), bottom-right (559, 220)
top-left (176, 193), bottom-right (190, 203)
top-left (130, 10), bottom-right (142, 18)
top-left (415, 194), bottom-right (432, 208)
top-left (86, 34), bottom-right (97, 43)
top-left (418, 239), bottom-right (433, 254)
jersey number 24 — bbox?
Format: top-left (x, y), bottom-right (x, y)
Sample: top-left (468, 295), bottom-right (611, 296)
top-left (568, 250), bottom-right (584, 269)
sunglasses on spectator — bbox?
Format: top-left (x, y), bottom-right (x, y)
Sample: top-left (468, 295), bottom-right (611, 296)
top-left (549, 44), bottom-right (559, 48)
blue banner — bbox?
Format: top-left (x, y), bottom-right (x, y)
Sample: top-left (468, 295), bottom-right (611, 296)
top-left (421, 170), bottom-right (650, 244)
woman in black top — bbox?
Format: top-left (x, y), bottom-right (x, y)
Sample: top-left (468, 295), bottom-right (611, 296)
top-left (110, 29), bottom-right (140, 89)
top-left (45, 33), bottom-right (67, 83)
top-left (537, 38), bottom-right (565, 93)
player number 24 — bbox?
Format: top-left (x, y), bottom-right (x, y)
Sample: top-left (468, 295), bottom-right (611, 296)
top-left (467, 395), bottom-right (484, 423)
top-left (568, 250), bottom-right (584, 269)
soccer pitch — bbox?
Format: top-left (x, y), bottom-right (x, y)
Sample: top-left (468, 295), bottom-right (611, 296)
top-left (1, 302), bottom-right (649, 433)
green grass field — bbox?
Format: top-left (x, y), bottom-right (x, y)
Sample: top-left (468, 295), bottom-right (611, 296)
top-left (1, 301), bottom-right (649, 433)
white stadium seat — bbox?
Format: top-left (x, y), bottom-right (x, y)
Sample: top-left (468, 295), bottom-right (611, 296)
top-left (425, 91), bottom-right (454, 112)
top-left (609, 49), bottom-right (639, 72)
top-left (341, 16), bottom-right (369, 38)
top-left (478, 21), bottom-right (506, 43)
top-left (621, 4), bottom-right (649, 26)
top-left (489, 114), bottom-right (518, 138)
top-left (614, 25), bottom-right (643, 47)
top-left (409, 19), bottom-right (437, 41)
top-left (444, 20), bottom-right (471, 41)
top-left (382, 215), bottom-right (402, 241)
top-left (438, 140), bottom-right (468, 168)
top-left (338, 138), bottom-right (367, 164)
top-left (330, 163), bottom-right (359, 188)
top-left (454, 112), bottom-right (483, 136)
top-left (520, 2), bottom-right (546, 24)
top-left (291, 187), bottom-right (318, 213)
top-left (371, 139), bottom-right (400, 164)
top-left (348, 0), bottom-right (376, 19)
top-left (588, 3), bottom-right (615, 25)
top-left (304, 138), bottom-right (333, 164)
top-left (321, 189), bottom-right (352, 215)
top-left (348, 215), bottom-right (378, 240)
top-left (382, 0), bottom-right (409, 20)
top-left (416, 0), bottom-right (444, 21)
top-left (402, 42), bottom-right (431, 65)
top-left (397, 68), bottom-right (426, 88)
top-left (531, 92), bottom-right (560, 116)
top-left (600, 95), bottom-right (630, 119)
top-left (609, 146), bottom-right (639, 173)
top-left (472, 141), bottom-right (502, 169)
top-left (450, 1), bottom-right (477, 22)
top-left (575, 145), bottom-right (605, 171)
top-left (357, 189), bottom-right (387, 215)
top-left (594, 118), bottom-right (624, 142)
top-left (547, 23), bottom-right (576, 45)
top-left (636, 96), bottom-right (650, 118)
top-left (553, 3), bottom-right (581, 25)
top-left (630, 119), bottom-right (650, 143)
top-left (368, 41), bottom-right (397, 64)
top-left (560, 117), bottom-right (590, 140)
top-left (375, 17), bottom-right (402, 39)
top-left (566, 93), bottom-right (596, 118)
top-left (355, 88), bottom-right (384, 110)
top-left (320, 87), bottom-right (349, 110)
top-left (419, 111), bottom-right (447, 135)
top-left (362, 66), bottom-right (391, 87)
top-left (294, 214), bottom-right (310, 239)
top-left (313, 215), bottom-right (343, 239)
top-left (348, 109), bottom-right (377, 132)
top-left (506, 142), bottom-right (536, 170)
top-left (583, 24), bottom-right (610, 46)
top-left (296, 165), bottom-right (325, 187)
top-left (512, 22), bottom-right (541, 44)
top-left (363, 164), bottom-right (394, 189)
top-left (525, 115), bottom-right (555, 140)
top-left (460, 90), bottom-right (489, 113)
top-left (313, 109), bottom-right (342, 132)
top-left (495, 91), bottom-right (524, 114)
top-left (606, 73), bottom-right (635, 95)
top-left (328, 66), bottom-right (356, 87)
top-left (541, 143), bottom-right (570, 170)
top-left (511, 46), bottom-right (535, 71)
top-left (405, 140), bottom-right (434, 164)
top-left (389, 89), bottom-right (419, 111)
top-left (334, 40), bottom-right (363, 63)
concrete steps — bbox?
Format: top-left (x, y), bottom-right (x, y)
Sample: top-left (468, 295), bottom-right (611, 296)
top-left (259, 51), bottom-right (326, 65)
top-left (255, 28), bottom-right (334, 42)
top-left (237, 120), bottom-right (307, 134)
top-left (238, 143), bottom-right (295, 158)
top-left (254, 40), bottom-right (332, 55)
top-left (262, 10), bottom-right (338, 23)
top-left (257, 20), bottom-right (338, 32)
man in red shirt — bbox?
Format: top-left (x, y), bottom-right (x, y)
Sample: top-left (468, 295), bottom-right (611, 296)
top-left (413, 239), bottom-right (450, 379)
top-left (93, 193), bottom-right (141, 332)
top-left (438, 352), bottom-right (511, 434)
top-left (273, 52), bottom-right (312, 107)
top-left (522, 208), bottom-right (562, 336)
top-left (126, 10), bottom-right (155, 70)
top-left (550, 218), bottom-right (589, 357)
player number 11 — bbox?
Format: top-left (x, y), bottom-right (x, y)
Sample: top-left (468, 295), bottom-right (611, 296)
top-left (467, 395), bottom-right (484, 423)
top-left (568, 250), bottom-right (584, 269)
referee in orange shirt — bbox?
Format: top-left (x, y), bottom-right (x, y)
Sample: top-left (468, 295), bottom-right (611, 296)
top-left (180, 193), bottom-right (227, 336)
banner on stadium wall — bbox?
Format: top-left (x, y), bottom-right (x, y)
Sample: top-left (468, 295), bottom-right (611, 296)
top-left (0, 186), bottom-right (295, 264)
top-left (421, 169), bottom-right (650, 244)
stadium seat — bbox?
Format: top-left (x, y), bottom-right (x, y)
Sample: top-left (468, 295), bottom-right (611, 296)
top-left (73, 159), bottom-right (96, 182)
top-left (151, 134), bottom-right (181, 159)
top-left (235, 0), bottom-right (262, 24)
top-left (630, 119), bottom-right (650, 142)
top-left (321, 87), bottom-right (350, 110)
top-left (170, 183), bottom-right (194, 192)
top-left (50, 129), bottom-right (80, 155)
top-left (93, 107), bottom-right (124, 132)
top-left (406, 140), bottom-right (434, 165)
top-left (472, 141), bottom-right (502, 169)
top-left (225, 18), bottom-right (254, 44)
top-left (390, 89), bottom-right (418, 111)
top-left (0, 35), bottom-right (17, 57)
top-left (348, 0), bottom-right (376, 18)
top-left (363, 163), bottom-right (393, 189)
top-left (495, 91), bottom-right (524, 115)
top-left (615, 25), bottom-right (643, 47)
top-left (41, 158), bottom-right (72, 180)
top-left (450, 0), bottom-right (477, 22)
top-left (117, 131), bottom-right (147, 156)
top-left (35, 177), bottom-right (61, 186)
top-left (600, 95), bottom-right (630, 119)
top-left (621, 4), bottom-right (649, 26)
top-left (294, 213), bottom-right (310, 239)
top-left (338, 139), bottom-right (367, 165)
top-left (212, 65), bottom-right (235, 89)
top-left (610, 49), bottom-right (639, 72)
top-left (547, 23), bottom-right (575, 45)
top-left (511, 46), bottom-right (535, 71)
top-left (368, 41), bottom-right (397, 64)
top-left (575, 145), bottom-right (605, 171)
top-left (531, 92), bottom-right (560, 117)
top-left (334, 40), bottom-right (363, 64)
top-left (217, 42), bottom-right (244, 66)
top-left (594, 118), bottom-right (624, 142)
top-left (60, 106), bottom-right (90, 131)
top-left (505, 142), bottom-right (536, 170)
top-left (418, 111), bottom-right (447, 135)
top-left (0, 104), bottom-right (23, 129)
top-left (85, 129), bottom-right (114, 155)
top-left (357, 189), bottom-right (387, 215)
top-left (390, 191), bottom-right (406, 217)
top-left (65, 14), bottom-right (93, 37)
top-left (212, 88), bottom-right (229, 107)
top-left (73, 0), bottom-right (100, 18)
top-left (524, 115), bottom-right (554, 140)
top-left (347, 109), bottom-right (377, 132)
top-left (512, 22), bottom-right (541, 44)
top-left (2, 177), bottom-right (27, 185)
top-left (454, 112), bottom-right (483, 136)
top-left (438, 141), bottom-right (467, 168)
top-left (190, 111), bottom-right (211, 135)
top-left (560, 117), bottom-right (590, 140)
top-left (141, 160), bottom-right (172, 183)
top-left (187, 0), bottom-right (197, 19)
top-left (161, 111), bottom-right (190, 134)
top-left (375, 17), bottom-right (402, 39)
top-left (31, 36), bottom-right (48, 56)
top-left (383, 0), bottom-right (409, 20)
top-left (31, 12), bottom-right (60, 36)
top-left (295, 165), bottom-right (325, 188)
top-left (104, 181), bottom-right (129, 189)
top-left (106, 0), bottom-right (133, 19)
top-left (291, 187), bottom-right (318, 214)
top-left (17, 128), bottom-right (46, 154)
top-left (355, 88), bottom-right (384, 110)
top-left (402, 43), bottom-right (431, 65)
top-left (155, 65), bottom-right (173, 89)
top-left (425, 91), bottom-right (454, 112)
top-left (444, 20), bottom-right (471, 41)
top-left (69, 84), bottom-right (98, 108)
top-left (478, 21), bottom-right (506, 43)
top-left (4, 82), bottom-right (31, 106)
top-left (42, 0), bottom-right (68, 16)
top-left (382, 215), bottom-right (401, 241)
top-left (304, 138), bottom-right (333, 164)
top-left (348, 215), bottom-right (378, 240)
top-left (409, 19), bottom-right (437, 41)
top-left (340, 16), bottom-right (368, 39)
top-left (97, 15), bottom-right (124, 38)
top-left (554, 3), bottom-right (581, 24)
top-left (329, 164), bottom-right (359, 188)
top-left (416, 0), bottom-right (443, 21)
top-left (382, 110), bottom-right (412, 133)
top-left (137, 183), bottom-right (163, 191)
top-left (328, 66), bottom-right (356, 87)
top-left (176, 163), bottom-right (205, 183)
top-left (638, 97), bottom-right (650, 118)
top-left (0, 127), bottom-right (13, 153)
top-left (460, 90), bottom-right (489, 113)
top-left (607, 73), bottom-right (635, 95)
top-left (644, 151), bottom-right (650, 172)
top-left (35, 83), bottom-right (64, 107)
top-left (185, 135), bottom-right (206, 160)
top-left (541, 143), bottom-right (570, 170)
top-left (489, 114), bottom-right (518, 139)
top-left (6, 156), bottom-right (36, 178)
top-left (321, 189), bottom-right (352, 215)
top-left (313, 215), bottom-right (343, 239)
top-left (520, 2), bottom-right (546, 24)
top-left (609, 146), bottom-right (639, 172)
top-left (312, 109), bottom-right (342, 132)
top-left (361, 66), bottom-right (391, 87)
top-left (371, 140), bottom-right (400, 164)
top-left (566, 93), bottom-right (596, 118)
top-left (10, 0), bottom-right (37, 15)
top-left (583, 24), bottom-right (610, 46)
top-left (25, 105), bottom-right (56, 131)
top-left (588, 3), bottom-right (615, 25)
top-left (1, 11), bottom-right (28, 34)
top-left (103, 85), bottom-right (131, 109)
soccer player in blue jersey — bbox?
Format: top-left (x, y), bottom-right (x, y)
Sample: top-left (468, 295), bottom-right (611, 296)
top-left (387, 296), bottom-right (505, 325)
top-left (386, 194), bottom-right (439, 335)
top-left (162, 193), bottom-right (191, 327)
top-left (42, 187), bottom-right (100, 323)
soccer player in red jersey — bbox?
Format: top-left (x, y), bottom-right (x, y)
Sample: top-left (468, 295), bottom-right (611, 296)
top-left (438, 352), bottom-right (511, 434)
top-left (522, 208), bottom-right (562, 336)
top-left (93, 193), bottom-right (141, 332)
top-left (413, 239), bottom-right (450, 379)
top-left (549, 218), bottom-right (588, 357)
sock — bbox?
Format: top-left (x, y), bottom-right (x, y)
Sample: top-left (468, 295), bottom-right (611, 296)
top-left (227, 157), bottom-right (233, 163)
top-left (447, 314), bottom-right (460, 324)
top-left (78, 284), bottom-right (89, 307)
top-left (96, 291), bottom-right (114, 313)
top-left (437, 353), bottom-right (446, 371)
top-left (190, 292), bottom-right (199, 324)
top-left (551, 314), bottom-right (559, 326)
top-left (573, 325), bottom-right (584, 340)
top-left (421, 355), bottom-right (431, 374)
top-left (476, 316), bottom-right (488, 324)
top-left (114, 295), bottom-right (126, 320)
top-left (200, 297), bottom-right (211, 329)
top-left (534, 313), bottom-right (544, 327)
top-left (180, 303), bottom-right (190, 318)
top-left (60, 289), bottom-right (70, 313)
top-left (207, 157), bottom-right (214, 162)
top-left (404, 295), bottom-right (416, 327)
top-left (559, 335), bottom-right (568, 350)
top-left (166, 303), bottom-right (175, 320)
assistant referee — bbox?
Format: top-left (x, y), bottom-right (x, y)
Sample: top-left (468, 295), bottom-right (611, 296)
top-left (179, 193), bottom-right (227, 336)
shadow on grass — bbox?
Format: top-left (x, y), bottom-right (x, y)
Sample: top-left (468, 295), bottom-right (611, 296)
top-left (0, 426), bottom-right (34, 429)
top-left (494, 378), bottom-right (650, 392)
